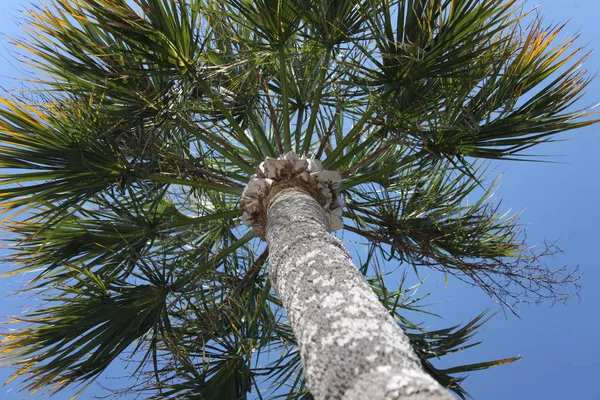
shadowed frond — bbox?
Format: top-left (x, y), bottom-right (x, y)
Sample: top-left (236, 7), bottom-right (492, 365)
top-left (368, 272), bottom-right (521, 399)
top-left (1, 275), bottom-right (168, 396)
top-left (0, 0), bottom-right (593, 398)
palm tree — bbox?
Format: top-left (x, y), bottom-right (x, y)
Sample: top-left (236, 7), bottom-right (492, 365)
top-left (0, 0), bottom-right (593, 398)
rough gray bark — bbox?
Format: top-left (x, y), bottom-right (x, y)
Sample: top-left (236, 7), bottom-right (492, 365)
top-left (266, 187), bottom-right (454, 400)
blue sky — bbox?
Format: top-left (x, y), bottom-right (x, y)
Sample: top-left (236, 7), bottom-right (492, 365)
top-left (418, 1), bottom-right (600, 399)
top-left (0, 0), bottom-right (599, 399)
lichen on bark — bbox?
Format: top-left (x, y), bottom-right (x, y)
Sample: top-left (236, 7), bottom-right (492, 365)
top-left (264, 187), bottom-right (453, 400)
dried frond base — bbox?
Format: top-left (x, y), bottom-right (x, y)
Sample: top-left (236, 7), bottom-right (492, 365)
top-left (240, 152), bottom-right (343, 238)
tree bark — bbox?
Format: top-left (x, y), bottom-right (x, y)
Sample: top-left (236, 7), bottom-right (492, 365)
top-left (266, 187), bottom-right (454, 400)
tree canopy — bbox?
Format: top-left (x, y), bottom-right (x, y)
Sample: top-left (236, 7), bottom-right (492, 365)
top-left (0, 0), bottom-right (594, 398)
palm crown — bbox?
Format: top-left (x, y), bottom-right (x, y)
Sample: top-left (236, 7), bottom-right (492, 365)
top-left (0, 0), bottom-right (593, 398)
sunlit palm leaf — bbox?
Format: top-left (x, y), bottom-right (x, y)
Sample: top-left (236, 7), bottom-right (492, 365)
top-left (0, 0), bottom-right (593, 398)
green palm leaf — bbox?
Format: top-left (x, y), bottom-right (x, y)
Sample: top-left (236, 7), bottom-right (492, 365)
top-left (0, 0), bottom-right (593, 398)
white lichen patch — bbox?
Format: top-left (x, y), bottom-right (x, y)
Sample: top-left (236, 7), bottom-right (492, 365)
top-left (241, 152), bottom-right (344, 236)
top-left (383, 368), bottom-right (441, 394)
top-left (320, 291), bottom-right (346, 309)
top-left (309, 272), bottom-right (336, 287)
top-left (265, 188), bottom-right (453, 400)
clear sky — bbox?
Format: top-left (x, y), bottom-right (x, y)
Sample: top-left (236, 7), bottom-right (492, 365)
top-left (0, 1), bottom-right (599, 399)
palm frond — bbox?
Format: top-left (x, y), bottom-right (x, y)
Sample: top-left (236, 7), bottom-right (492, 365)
top-left (1, 274), bottom-right (167, 396)
top-left (0, 0), bottom-right (592, 398)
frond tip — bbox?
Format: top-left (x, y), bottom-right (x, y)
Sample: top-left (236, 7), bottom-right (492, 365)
top-left (0, 278), bottom-right (168, 396)
top-left (0, 0), bottom-right (594, 398)
top-left (408, 311), bottom-right (521, 399)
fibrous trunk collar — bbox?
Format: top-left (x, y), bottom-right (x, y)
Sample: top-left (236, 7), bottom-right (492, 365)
top-left (240, 152), bottom-right (344, 239)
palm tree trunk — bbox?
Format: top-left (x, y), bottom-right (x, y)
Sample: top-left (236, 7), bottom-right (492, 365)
top-left (266, 187), bottom-right (453, 400)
